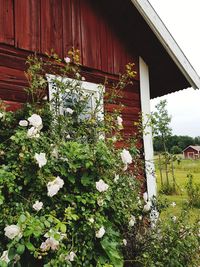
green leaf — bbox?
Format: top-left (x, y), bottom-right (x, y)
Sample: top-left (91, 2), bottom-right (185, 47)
top-left (19, 214), bottom-right (26, 223)
top-left (60, 223), bottom-right (66, 233)
top-left (16, 244), bottom-right (25, 255)
top-left (8, 248), bottom-right (16, 261)
top-left (25, 241), bottom-right (35, 252)
top-left (81, 174), bottom-right (93, 186)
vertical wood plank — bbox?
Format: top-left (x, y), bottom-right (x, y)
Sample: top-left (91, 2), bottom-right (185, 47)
top-left (62, 0), bottom-right (73, 57)
top-left (79, 0), bottom-right (101, 69)
top-left (0, 0), bottom-right (14, 45)
top-left (41, 0), bottom-right (63, 57)
top-left (71, 0), bottom-right (82, 63)
top-left (14, 0), bottom-right (40, 51)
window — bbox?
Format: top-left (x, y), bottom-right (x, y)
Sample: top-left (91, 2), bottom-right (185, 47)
top-left (46, 74), bottom-right (104, 121)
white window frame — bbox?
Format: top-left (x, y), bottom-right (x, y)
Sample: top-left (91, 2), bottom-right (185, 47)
top-left (46, 74), bottom-right (104, 121)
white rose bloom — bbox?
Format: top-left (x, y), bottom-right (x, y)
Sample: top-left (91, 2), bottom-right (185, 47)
top-left (33, 200), bottom-right (43, 211)
top-left (28, 114), bottom-right (43, 129)
top-left (0, 112), bottom-right (4, 119)
top-left (117, 116), bottom-right (123, 128)
top-left (81, 76), bottom-right (86, 81)
top-left (122, 239), bottom-right (127, 246)
top-left (129, 215), bottom-right (136, 227)
top-left (96, 179), bottom-right (109, 192)
top-left (143, 192), bottom-right (148, 203)
top-left (96, 226), bottom-right (105, 238)
top-left (66, 134), bottom-right (71, 139)
top-left (19, 120), bottom-right (28, 127)
top-left (0, 250), bottom-right (10, 263)
top-left (120, 149), bottom-right (132, 170)
top-left (65, 108), bottom-right (74, 114)
top-left (34, 153), bottom-right (47, 168)
top-left (4, 225), bottom-right (22, 240)
top-left (40, 237), bottom-right (59, 251)
top-left (143, 201), bottom-right (151, 212)
top-left (66, 251), bottom-right (76, 262)
top-left (27, 126), bottom-right (40, 138)
top-left (64, 57), bottom-right (71, 63)
top-left (47, 176), bottom-right (64, 197)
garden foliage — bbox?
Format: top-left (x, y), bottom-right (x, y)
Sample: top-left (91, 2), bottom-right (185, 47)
top-left (0, 51), bottom-right (199, 267)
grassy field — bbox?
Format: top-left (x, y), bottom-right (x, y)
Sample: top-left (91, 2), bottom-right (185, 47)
top-left (154, 154), bottom-right (200, 220)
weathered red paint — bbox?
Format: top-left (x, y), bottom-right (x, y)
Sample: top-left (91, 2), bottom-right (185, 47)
top-left (183, 147), bottom-right (200, 159)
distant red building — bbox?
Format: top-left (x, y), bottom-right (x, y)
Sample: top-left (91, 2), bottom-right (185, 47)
top-left (183, 146), bottom-right (200, 159)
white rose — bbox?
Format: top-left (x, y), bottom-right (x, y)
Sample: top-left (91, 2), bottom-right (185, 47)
top-left (120, 149), bottom-right (132, 165)
top-left (96, 226), bottom-right (105, 238)
top-left (64, 57), bottom-right (71, 63)
top-left (40, 237), bottom-right (59, 251)
top-left (143, 201), bottom-right (151, 212)
top-left (117, 116), bottom-right (123, 128)
top-left (129, 215), bottom-right (136, 227)
top-left (65, 108), bottom-right (74, 114)
top-left (34, 153), bottom-right (47, 168)
top-left (143, 192), bottom-right (148, 203)
top-left (66, 251), bottom-right (76, 262)
top-left (0, 112), bottom-right (4, 119)
top-left (28, 114), bottom-right (43, 129)
top-left (33, 200), bottom-right (43, 211)
top-left (27, 126), bottom-right (40, 138)
top-left (4, 225), bottom-right (22, 240)
top-left (47, 176), bottom-right (64, 197)
top-left (96, 179), bottom-right (109, 192)
top-left (81, 76), bottom-right (86, 81)
top-left (19, 120), bottom-right (28, 127)
top-left (0, 250), bottom-right (10, 263)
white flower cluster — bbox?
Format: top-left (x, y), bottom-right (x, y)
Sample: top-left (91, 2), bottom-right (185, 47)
top-left (4, 225), bottom-right (22, 240)
top-left (120, 149), bottom-right (132, 170)
top-left (117, 116), bottom-right (123, 128)
top-left (40, 237), bottom-right (59, 251)
top-left (0, 250), bottom-right (9, 263)
top-left (96, 179), bottom-right (109, 192)
top-left (129, 215), bottom-right (136, 227)
top-left (95, 226), bottom-right (105, 238)
top-left (66, 251), bottom-right (76, 262)
top-left (32, 200), bottom-right (43, 211)
top-left (19, 114), bottom-right (43, 138)
top-left (47, 176), bottom-right (64, 197)
top-left (34, 152), bottom-right (47, 168)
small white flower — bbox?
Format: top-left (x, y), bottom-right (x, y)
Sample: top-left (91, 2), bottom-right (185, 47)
top-left (42, 95), bottom-right (48, 100)
top-left (0, 112), bottom-right (4, 119)
top-left (138, 215), bottom-right (143, 221)
top-left (123, 239), bottom-right (127, 246)
top-left (19, 120), bottom-right (28, 127)
top-left (114, 174), bottom-right (119, 183)
top-left (81, 76), bottom-right (86, 81)
top-left (66, 134), bottom-right (71, 139)
top-left (47, 176), bottom-right (64, 197)
top-left (150, 209), bottom-right (159, 228)
top-left (64, 56), bottom-right (71, 63)
top-left (4, 225), bottom-right (22, 240)
top-left (99, 134), bottom-right (105, 140)
top-left (96, 179), bottom-right (109, 192)
top-left (171, 202), bottom-right (176, 208)
top-left (66, 251), bottom-right (76, 262)
top-left (117, 116), bottom-right (123, 128)
top-left (33, 200), bottom-right (43, 211)
top-left (120, 149), bottom-right (132, 170)
top-left (65, 108), bottom-right (74, 114)
top-left (34, 153), bottom-right (47, 168)
top-left (27, 126), bottom-right (40, 138)
top-left (129, 215), bottom-right (136, 227)
top-left (28, 114), bottom-right (43, 129)
top-left (96, 226), bottom-right (105, 238)
top-left (0, 250), bottom-right (10, 263)
top-left (88, 217), bottom-right (94, 223)
top-left (143, 192), bottom-right (148, 203)
top-left (52, 147), bottom-right (59, 159)
top-left (143, 201), bottom-right (151, 212)
top-left (40, 237), bottom-right (59, 251)
top-left (172, 216), bottom-right (177, 222)
top-left (112, 136), bottom-right (117, 142)
top-left (97, 198), bottom-right (104, 206)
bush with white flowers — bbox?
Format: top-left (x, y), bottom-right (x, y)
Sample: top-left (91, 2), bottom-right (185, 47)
top-left (0, 51), bottom-right (199, 267)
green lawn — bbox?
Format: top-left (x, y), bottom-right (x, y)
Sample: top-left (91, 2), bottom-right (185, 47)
top-left (154, 155), bottom-right (200, 220)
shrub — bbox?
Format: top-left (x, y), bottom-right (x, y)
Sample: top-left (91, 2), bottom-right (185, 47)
top-left (186, 174), bottom-right (200, 208)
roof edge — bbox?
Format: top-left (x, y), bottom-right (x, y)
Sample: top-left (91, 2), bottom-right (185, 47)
top-left (131, 0), bottom-right (200, 90)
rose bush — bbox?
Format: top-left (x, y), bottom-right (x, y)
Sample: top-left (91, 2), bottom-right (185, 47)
top-left (0, 51), bottom-right (199, 267)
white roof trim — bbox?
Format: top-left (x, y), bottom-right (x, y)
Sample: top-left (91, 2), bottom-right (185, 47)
top-left (131, 0), bottom-right (200, 89)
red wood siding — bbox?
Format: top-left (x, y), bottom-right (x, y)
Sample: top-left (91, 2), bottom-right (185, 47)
top-left (183, 147), bottom-right (200, 159)
top-left (0, 0), bottom-right (140, 141)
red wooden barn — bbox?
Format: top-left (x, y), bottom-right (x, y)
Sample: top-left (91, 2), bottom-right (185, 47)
top-left (183, 146), bottom-right (200, 159)
top-left (1, 0), bottom-right (200, 197)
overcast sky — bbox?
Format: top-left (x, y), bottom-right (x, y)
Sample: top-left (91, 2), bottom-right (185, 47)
top-left (149, 0), bottom-right (200, 137)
